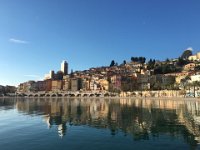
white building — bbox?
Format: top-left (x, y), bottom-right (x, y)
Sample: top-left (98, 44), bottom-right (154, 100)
top-left (61, 60), bottom-right (68, 75)
top-left (191, 75), bottom-right (200, 82)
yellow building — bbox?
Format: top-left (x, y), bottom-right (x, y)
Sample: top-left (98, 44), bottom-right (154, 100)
top-left (99, 79), bottom-right (109, 91)
top-left (183, 63), bottom-right (196, 71)
top-left (176, 75), bottom-right (187, 84)
top-left (188, 52), bottom-right (200, 61)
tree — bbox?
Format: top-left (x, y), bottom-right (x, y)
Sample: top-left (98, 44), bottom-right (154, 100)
top-left (131, 57), bottom-right (139, 62)
top-left (153, 59), bottom-right (156, 64)
top-left (181, 50), bottom-right (192, 60)
top-left (55, 71), bottom-right (64, 80)
top-left (110, 60), bottom-right (115, 67)
top-left (138, 57), bottom-right (146, 64)
top-left (180, 76), bottom-right (190, 90)
top-left (131, 57), bottom-right (146, 63)
top-left (154, 63), bottom-right (181, 74)
top-left (139, 57), bottom-right (143, 63)
top-left (142, 57), bottom-right (146, 64)
top-left (165, 58), bottom-right (170, 63)
top-left (147, 59), bottom-right (156, 70)
top-left (195, 65), bottom-right (200, 71)
top-left (123, 60), bottom-right (126, 65)
top-left (177, 57), bottom-right (189, 66)
top-left (131, 57), bottom-right (135, 62)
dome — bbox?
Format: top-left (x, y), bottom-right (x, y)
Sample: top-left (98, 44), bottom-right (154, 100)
top-left (186, 47), bottom-right (193, 51)
top-left (181, 48), bottom-right (193, 59)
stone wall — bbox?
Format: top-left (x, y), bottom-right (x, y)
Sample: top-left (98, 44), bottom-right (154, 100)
top-left (120, 90), bottom-right (185, 98)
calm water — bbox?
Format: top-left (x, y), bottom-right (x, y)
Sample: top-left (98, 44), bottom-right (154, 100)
top-left (0, 98), bottom-right (200, 150)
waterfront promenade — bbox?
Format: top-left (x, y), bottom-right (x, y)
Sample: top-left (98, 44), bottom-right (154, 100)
top-left (12, 90), bottom-right (189, 98)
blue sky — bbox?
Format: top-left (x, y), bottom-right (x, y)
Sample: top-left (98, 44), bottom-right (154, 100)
top-left (0, 0), bottom-right (200, 86)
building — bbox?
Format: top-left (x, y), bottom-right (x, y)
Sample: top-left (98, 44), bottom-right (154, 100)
top-left (61, 60), bottom-right (68, 75)
top-left (45, 79), bottom-right (52, 91)
top-left (0, 85), bottom-right (16, 96)
top-left (0, 85), bottom-right (4, 95)
top-left (176, 75), bottom-right (187, 84)
top-left (71, 78), bottom-right (82, 91)
top-left (36, 80), bottom-right (52, 91)
top-left (0, 85), bottom-right (3, 91)
top-left (150, 75), bottom-right (175, 90)
top-left (137, 74), bottom-right (150, 90)
top-left (63, 75), bottom-right (70, 91)
top-left (191, 75), bottom-right (200, 82)
top-left (99, 79), bottom-right (109, 91)
top-left (80, 78), bottom-right (88, 91)
top-left (52, 80), bottom-right (63, 92)
top-left (49, 70), bottom-right (55, 79)
top-left (162, 75), bottom-right (175, 85)
top-left (37, 81), bottom-right (46, 91)
top-left (120, 75), bottom-right (137, 91)
top-left (18, 81), bottom-right (36, 92)
top-left (188, 52), bottom-right (200, 61)
top-left (184, 63), bottom-right (196, 71)
top-left (89, 79), bottom-right (98, 91)
top-left (110, 75), bottom-right (121, 90)
top-left (54, 71), bottom-right (64, 80)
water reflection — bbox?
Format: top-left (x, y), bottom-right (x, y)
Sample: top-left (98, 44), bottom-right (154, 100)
top-left (1, 98), bottom-right (200, 147)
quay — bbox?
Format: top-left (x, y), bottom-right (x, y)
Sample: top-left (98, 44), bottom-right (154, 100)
top-left (15, 91), bottom-right (117, 98)
top-left (12, 90), bottom-right (192, 98)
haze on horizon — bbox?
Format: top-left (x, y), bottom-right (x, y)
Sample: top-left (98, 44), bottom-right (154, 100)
top-left (0, 0), bottom-right (200, 86)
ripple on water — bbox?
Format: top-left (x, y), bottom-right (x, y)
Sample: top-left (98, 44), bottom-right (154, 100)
top-left (0, 98), bottom-right (200, 150)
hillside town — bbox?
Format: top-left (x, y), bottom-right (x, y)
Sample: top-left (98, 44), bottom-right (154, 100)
top-left (2, 48), bottom-right (200, 97)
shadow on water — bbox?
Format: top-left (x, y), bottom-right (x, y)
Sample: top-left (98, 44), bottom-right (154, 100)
top-left (1, 97), bottom-right (200, 149)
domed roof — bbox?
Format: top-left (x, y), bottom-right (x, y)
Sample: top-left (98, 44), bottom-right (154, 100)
top-left (186, 47), bottom-right (193, 51)
top-left (181, 48), bottom-right (193, 59)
